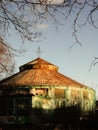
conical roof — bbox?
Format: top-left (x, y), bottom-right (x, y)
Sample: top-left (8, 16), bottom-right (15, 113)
top-left (0, 58), bottom-right (87, 88)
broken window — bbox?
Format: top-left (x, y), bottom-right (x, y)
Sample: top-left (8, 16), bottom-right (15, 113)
top-left (31, 88), bottom-right (48, 97)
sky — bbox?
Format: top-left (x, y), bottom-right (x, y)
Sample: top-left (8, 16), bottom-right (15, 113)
top-left (6, 7), bottom-right (98, 98)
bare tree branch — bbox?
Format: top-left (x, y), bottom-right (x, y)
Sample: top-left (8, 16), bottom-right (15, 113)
top-left (89, 57), bottom-right (98, 71)
top-left (0, 0), bottom-right (98, 43)
top-left (0, 37), bottom-right (15, 80)
top-left (0, 0), bottom-right (98, 76)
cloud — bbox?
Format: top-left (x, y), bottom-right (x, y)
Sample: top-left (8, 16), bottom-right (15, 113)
top-left (36, 23), bottom-right (48, 30)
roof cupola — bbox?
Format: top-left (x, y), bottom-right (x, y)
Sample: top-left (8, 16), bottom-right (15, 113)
top-left (19, 58), bottom-right (58, 72)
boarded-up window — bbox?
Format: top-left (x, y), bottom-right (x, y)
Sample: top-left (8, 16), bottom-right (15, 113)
top-left (70, 89), bottom-right (80, 100)
top-left (83, 90), bottom-right (89, 100)
top-left (54, 89), bottom-right (65, 98)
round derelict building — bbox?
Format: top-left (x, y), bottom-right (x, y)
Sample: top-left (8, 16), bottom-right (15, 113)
top-left (0, 57), bottom-right (96, 124)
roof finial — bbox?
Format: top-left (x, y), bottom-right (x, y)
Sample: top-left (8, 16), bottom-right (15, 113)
top-left (37, 46), bottom-right (42, 58)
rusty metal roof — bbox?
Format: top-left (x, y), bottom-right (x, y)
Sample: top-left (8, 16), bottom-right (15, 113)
top-left (0, 58), bottom-right (88, 88)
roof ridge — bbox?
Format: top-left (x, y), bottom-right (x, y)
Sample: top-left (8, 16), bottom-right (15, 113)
top-left (20, 57), bottom-right (56, 66)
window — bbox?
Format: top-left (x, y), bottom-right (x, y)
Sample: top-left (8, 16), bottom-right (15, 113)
top-left (32, 88), bottom-right (48, 97)
top-left (0, 96), bottom-right (32, 116)
top-left (54, 89), bottom-right (65, 99)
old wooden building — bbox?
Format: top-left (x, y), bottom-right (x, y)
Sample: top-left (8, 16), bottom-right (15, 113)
top-left (0, 58), bottom-right (96, 124)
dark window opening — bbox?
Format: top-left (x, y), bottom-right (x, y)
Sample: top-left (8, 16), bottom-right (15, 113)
top-left (0, 96), bottom-right (32, 116)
